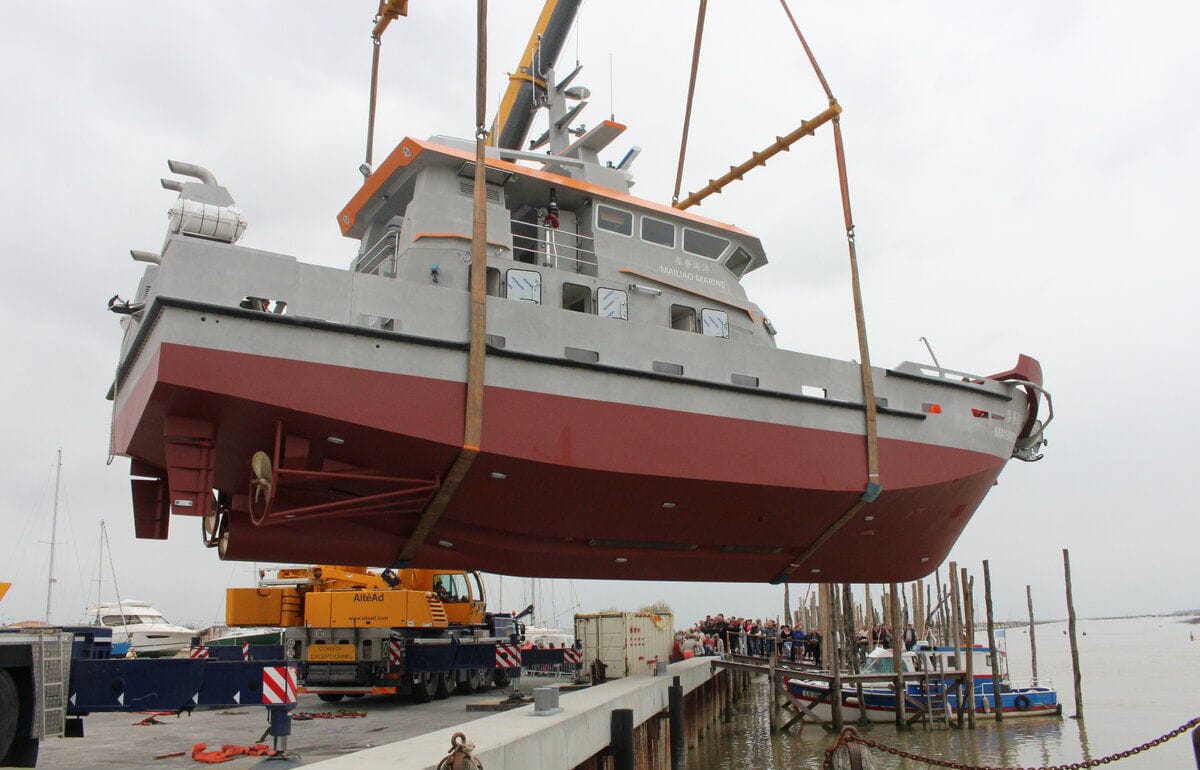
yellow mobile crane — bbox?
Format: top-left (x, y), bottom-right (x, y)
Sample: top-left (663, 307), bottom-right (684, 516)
top-left (226, 566), bottom-right (530, 702)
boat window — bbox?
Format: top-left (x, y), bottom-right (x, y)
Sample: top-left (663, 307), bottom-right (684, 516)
top-left (597, 288), bottom-right (628, 320)
top-left (506, 268), bottom-right (542, 304)
top-left (862, 656), bottom-right (895, 674)
top-left (670, 304), bottom-right (697, 333)
top-left (725, 247), bottom-right (753, 278)
top-left (102, 614), bottom-right (146, 626)
top-left (561, 282), bottom-right (592, 313)
top-left (683, 228), bottom-right (730, 260)
top-left (596, 204), bottom-right (633, 236)
top-left (700, 308), bottom-right (729, 338)
top-left (641, 216), bottom-right (676, 248)
top-left (470, 266), bottom-right (504, 297)
top-left (432, 573), bottom-right (470, 603)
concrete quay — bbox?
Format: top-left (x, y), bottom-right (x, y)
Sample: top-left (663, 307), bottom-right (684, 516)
top-left (309, 657), bottom-right (737, 770)
top-left (36, 688), bottom-right (505, 769)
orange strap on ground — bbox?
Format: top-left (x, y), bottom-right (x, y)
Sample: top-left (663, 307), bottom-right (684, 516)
top-left (190, 743), bottom-right (277, 763)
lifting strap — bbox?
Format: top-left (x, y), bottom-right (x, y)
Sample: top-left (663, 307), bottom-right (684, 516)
top-left (672, 0), bottom-right (708, 205)
top-left (772, 0), bottom-right (881, 583)
top-left (397, 0), bottom-right (489, 565)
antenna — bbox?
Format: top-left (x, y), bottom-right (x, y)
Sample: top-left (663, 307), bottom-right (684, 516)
top-left (608, 53), bottom-right (614, 120)
top-left (919, 336), bottom-right (942, 369)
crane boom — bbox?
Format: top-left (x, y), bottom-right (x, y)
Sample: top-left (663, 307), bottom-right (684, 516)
top-left (489, 0), bottom-right (583, 150)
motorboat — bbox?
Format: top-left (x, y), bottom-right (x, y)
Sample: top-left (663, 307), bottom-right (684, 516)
top-left (86, 601), bottom-right (197, 658)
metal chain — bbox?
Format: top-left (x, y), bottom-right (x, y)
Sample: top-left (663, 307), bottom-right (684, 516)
top-left (437, 732), bottom-right (483, 770)
top-left (823, 717), bottom-right (1200, 770)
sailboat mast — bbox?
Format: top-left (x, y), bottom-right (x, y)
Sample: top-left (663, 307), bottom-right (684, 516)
top-left (44, 448), bottom-right (62, 624)
top-left (94, 520), bottom-right (107, 624)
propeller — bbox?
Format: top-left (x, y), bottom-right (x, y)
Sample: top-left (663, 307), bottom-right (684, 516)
top-left (203, 491), bottom-right (230, 548)
top-left (250, 450), bottom-right (273, 504)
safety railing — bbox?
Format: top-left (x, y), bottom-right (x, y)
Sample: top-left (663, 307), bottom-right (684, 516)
top-left (357, 229), bottom-right (401, 277)
top-left (509, 218), bottom-right (598, 273)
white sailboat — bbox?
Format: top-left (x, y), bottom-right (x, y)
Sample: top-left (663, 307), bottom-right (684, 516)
top-left (83, 520), bottom-right (197, 657)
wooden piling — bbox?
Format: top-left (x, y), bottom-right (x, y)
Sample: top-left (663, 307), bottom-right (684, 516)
top-left (961, 568), bottom-right (976, 728)
top-left (911, 582), bottom-right (920, 639)
top-left (842, 582), bottom-right (858, 674)
top-left (864, 583), bottom-right (875, 652)
top-left (611, 708), bottom-right (635, 770)
top-left (1026, 584), bottom-right (1039, 685)
top-left (948, 563), bottom-right (962, 659)
top-left (889, 582), bottom-right (904, 728)
top-left (783, 582), bottom-right (791, 637)
top-left (824, 583), bottom-right (845, 729)
top-left (924, 584), bottom-right (933, 642)
top-left (982, 560), bottom-right (1003, 723)
top-left (1063, 548), bottom-right (1084, 719)
top-left (669, 676), bottom-right (685, 769)
top-left (935, 570), bottom-right (947, 640)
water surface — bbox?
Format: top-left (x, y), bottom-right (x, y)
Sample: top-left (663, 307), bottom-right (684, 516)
top-left (688, 616), bottom-right (1200, 768)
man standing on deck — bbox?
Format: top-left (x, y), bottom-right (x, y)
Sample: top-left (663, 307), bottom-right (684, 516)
top-left (903, 623), bottom-right (917, 651)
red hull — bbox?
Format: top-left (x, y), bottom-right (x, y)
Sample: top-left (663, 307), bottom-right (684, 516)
top-left (117, 343), bottom-right (1005, 582)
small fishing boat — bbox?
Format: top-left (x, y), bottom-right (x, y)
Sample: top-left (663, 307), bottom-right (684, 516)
top-left (86, 601), bottom-right (197, 658)
top-left (786, 643), bottom-right (1059, 723)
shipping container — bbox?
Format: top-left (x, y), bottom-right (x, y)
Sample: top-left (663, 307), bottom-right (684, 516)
top-left (574, 612), bottom-right (674, 678)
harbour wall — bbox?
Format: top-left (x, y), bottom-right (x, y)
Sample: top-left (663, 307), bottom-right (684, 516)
top-left (308, 657), bottom-right (747, 769)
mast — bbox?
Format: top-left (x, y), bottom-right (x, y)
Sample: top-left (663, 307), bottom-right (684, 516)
top-left (44, 448), bottom-right (62, 624)
top-left (94, 521), bottom-right (107, 624)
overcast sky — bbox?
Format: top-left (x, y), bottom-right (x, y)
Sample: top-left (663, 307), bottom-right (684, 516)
top-left (1, 1), bottom-right (1196, 632)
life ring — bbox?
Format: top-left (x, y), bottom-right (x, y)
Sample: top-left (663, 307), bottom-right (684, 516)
top-left (1014, 694), bottom-right (1032, 712)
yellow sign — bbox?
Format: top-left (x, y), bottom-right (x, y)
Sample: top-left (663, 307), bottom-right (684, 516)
top-left (307, 644), bottom-right (356, 662)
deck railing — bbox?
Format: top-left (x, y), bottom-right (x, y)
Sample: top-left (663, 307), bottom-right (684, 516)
top-left (509, 218), bottom-right (597, 273)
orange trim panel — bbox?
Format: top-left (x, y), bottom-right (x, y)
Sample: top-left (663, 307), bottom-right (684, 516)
top-left (337, 138), bottom-right (426, 236)
top-left (338, 137), bottom-right (754, 240)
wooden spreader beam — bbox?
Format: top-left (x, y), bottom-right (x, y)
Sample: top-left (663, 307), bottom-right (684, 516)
top-left (673, 102), bottom-right (842, 210)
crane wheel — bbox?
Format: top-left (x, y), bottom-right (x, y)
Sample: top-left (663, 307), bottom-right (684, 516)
top-left (411, 672), bottom-right (436, 703)
top-left (317, 694), bottom-right (344, 704)
top-left (0, 669), bottom-right (18, 763)
top-left (458, 668), bottom-right (483, 694)
top-left (493, 669), bottom-right (511, 689)
top-left (434, 672), bottom-right (452, 699)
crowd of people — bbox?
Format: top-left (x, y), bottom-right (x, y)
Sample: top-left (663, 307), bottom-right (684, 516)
top-left (670, 612), bottom-right (924, 664)
top-left (670, 613), bottom-right (825, 663)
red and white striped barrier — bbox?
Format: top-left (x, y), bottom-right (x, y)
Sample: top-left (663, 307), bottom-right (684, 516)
top-left (187, 647), bottom-right (210, 659)
top-left (495, 644), bottom-right (522, 669)
top-left (387, 640), bottom-right (404, 667)
top-left (563, 648), bottom-right (583, 665)
top-left (262, 666), bottom-right (298, 705)
top-left (241, 642), bottom-right (250, 661)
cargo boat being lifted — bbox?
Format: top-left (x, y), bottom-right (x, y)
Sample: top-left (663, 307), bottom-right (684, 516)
top-left (106, 2), bottom-right (1050, 584)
